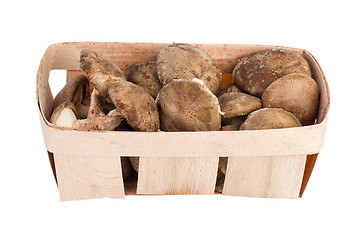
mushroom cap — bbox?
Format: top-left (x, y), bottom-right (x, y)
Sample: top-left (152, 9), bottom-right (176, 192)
top-left (233, 48), bottom-right (312, 97)
top-left (156, 43), bottom-right (222, 96)
top-left (108, 81), bottom-right (160, 132)
top-left (50, 101), bottom-right (79, 128)
top-left (221, 116), bottom-right (246, 127)
top-left (52, 74), bottom-right (89, 115)
top-left (218, 92), bottom-right (262, 120)
top-left (220, 124), bottom-right (239, 131)
top-left (129, 156), bottom-right (139, 173)
top-left (80, 49), bottom-right (127, 96)
top-left (219, 83), bottom-right (242, 96)
top-left (262, 73), bottom-right (319, 125)
top-left (156, 78), bottom-right (222, 132)
top-left (125, 59), bottom-right (162, 99)
top-left (239, 108), bottom-right (302, 130)
top-left (219, 157), bottom-right (228, 174)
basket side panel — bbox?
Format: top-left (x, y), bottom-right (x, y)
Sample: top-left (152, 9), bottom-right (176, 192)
top-left (54, 154), bottom-right (125, 201)
top-left (137, 156), bottom-right (219, 195)
top-left (223, 155), bottom-right (307, 198)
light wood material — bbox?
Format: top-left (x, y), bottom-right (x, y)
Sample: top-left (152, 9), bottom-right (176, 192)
top-left (54, 154), bottom-right (125, 201)
top-left (39, 114), bottom-right (328, 158)
top-left (137, 157), bottom-right (219, 195)
top-left (222, 155), bottom-right (307, 198)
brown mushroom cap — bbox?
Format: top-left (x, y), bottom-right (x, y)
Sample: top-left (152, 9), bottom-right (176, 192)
top-left (129, 156), bottom-right (139, 173)
top-left (218, 92), bottom-right (262, 120)
top-left (80, 49), bottom-right (127, 97)
top-left (233, 48), bottom-right (312, 97)
top-left (52, 74), bottom-right (90, 118)
top-left (156, 43), bottom-right (222, 96)
top-left (108, 81), bottom-right (160, 132)
top-left (220, 124), bottom-right (239, 131)
top-left (156, 78), bottom-right (222, 132)
top-left (50, 101), bottom-right (79, 128)
top-left (219, 83), bottom-right (242, 96)
top-left (221, 116), bottom-right (246, 127)
top-left (239, 108), bottom-right (302, 130)
top-left (262, 73), bottom-right (319, 125)
top-left (219, 157), bottom-right (228, 174)
top-left (125, 59), bottom-right (162, 99)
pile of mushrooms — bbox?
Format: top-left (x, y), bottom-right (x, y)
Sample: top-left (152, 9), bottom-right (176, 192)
top-left (50, 44), bottom-right (320, 191)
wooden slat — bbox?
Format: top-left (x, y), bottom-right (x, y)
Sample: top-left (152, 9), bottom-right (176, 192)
top-left (222, 155), bottom-right (307, 198)
top-left (54, 154), bottom-right (125, 201)
top-left (39, 114), bottom-right (328, 158)
top-left (137, 157), bottom-right (219, 195)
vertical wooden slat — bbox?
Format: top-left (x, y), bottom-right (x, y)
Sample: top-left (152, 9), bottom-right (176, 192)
top-left (54, 154), bottom-right (125, 201)
top-left (137, 157), bottom-right (219, 195)
top-left (222, 155), bottom-right (307, 198)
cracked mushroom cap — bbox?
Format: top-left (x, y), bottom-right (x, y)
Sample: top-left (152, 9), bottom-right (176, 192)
top-left (218, 92), bottom-right (262, 121)
top-left (156, 78), bottom-right (222, 132)
top-left (233, 48), bottom-right (312, 97)
top-left (80, 49), bottom-right (127, 97)
top-left (108, 81), bottom-right (160, 132)
top-left (239, 108), bottom-right (302, 130)
top-left (261, 73), bottom-right (319, 125)
top-left (156, 43), bottom-right (222, 96)
top-left (52, 74), bottom-right (90, 118)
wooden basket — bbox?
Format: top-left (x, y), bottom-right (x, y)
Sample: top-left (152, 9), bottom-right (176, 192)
top-left (36, 42), bottom-right (330, 201)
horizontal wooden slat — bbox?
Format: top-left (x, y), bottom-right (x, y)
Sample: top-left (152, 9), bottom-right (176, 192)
top-left (40, 112), bottom-right (328, 157)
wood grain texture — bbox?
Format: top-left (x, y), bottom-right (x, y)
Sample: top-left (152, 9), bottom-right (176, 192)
top-left (137, 157), bottom-right (219, 195)
top-left (222, 155), bottom-right (307, 198)
top-left (39, 114), bottom-right (328, 158)
top-left (54, 154), bottom-right (125, 201)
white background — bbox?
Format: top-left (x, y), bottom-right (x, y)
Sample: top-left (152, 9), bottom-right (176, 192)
top-left (1, 0), bottom-right (359, 239)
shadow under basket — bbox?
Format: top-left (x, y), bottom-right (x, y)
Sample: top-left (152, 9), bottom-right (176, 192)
top-left (36, 42), bottom-right (330, 201)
